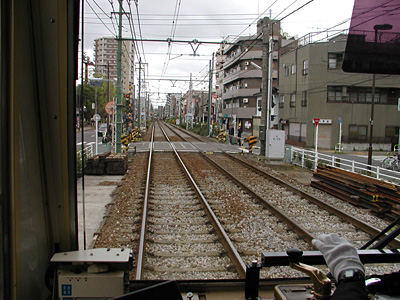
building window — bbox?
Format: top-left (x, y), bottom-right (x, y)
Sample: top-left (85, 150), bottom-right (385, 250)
top-left (279, 94), bottom-right (284, 108)
top-left (302, 60), bottom-right (309, 75)
top-left (302, 91), bottom-right (307, 106)
top-left (285, 66), bottom-right (289, 76)
top-left (385, 126), bottom-right (399, 143)
top-left (328, 86), bottom-right (343, 101)
top-left (349, 124), bottom-right (368, 142)
top-left (346, 86), bottom-right (399, 104)
top-left (328, 53), bottom-right (343, 69)
top-left (291, 64), bottom-right (296, 75)
top-left (290, 93), bottom-right (296, 107)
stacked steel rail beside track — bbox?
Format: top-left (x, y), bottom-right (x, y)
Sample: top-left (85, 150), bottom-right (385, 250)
top-left (312, 166), bottom-right (400, 217)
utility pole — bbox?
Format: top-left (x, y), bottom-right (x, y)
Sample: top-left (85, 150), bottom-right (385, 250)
top-left (260, 17), bottom-right (270, 157)
top-left (187, 73), bottom-right (193, 130)
top-left (207, 54), bottom-right (214, 136)
top-left (137, 58), bottom-right (141, 128)
top-left (115, 0), bottom-right (123, 153)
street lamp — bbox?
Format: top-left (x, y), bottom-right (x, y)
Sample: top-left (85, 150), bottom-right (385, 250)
top-left (367, 24), bottom-right (392, 166)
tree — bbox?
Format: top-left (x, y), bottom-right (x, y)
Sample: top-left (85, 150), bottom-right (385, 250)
top-left (76, 78), bottom-right (116, 124)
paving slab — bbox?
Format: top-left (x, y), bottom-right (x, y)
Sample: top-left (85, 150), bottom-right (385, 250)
top-left (77, 175), bottom-right (123, 249)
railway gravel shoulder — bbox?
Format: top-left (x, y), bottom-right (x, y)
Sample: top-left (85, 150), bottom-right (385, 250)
top-left (179, 152), bottom-right (311, 278)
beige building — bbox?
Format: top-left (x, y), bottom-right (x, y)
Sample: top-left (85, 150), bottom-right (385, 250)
top-left (278, 34), bottom-right (400, 150)
top-left (217, 18), bottom-right (284, 137)
top-left (93, 37), bottom-right (135, 95)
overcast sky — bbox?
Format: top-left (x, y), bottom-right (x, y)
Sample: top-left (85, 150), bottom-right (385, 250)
top-left (83, 0), bottom-right (355, 107)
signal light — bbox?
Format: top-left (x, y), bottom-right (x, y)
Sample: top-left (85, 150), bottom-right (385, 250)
top-left (125, 93), bottom-right (130, 98)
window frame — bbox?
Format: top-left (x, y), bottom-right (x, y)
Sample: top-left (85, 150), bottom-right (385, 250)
top-left (290, 93), bottom-right (296, 107)
top-left (328, 53), bottom-right (344, 69)
top-left (349, 124), bottom-right (368, 142)
top-left (301, 91), bottom-right (307, 107)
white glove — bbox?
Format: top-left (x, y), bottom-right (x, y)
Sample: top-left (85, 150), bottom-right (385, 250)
top-left (312, 233), bottom-right (364, 281)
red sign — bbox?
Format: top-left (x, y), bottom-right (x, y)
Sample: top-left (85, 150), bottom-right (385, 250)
top-left (313, 118), bottom-right (320, 126)
top-left (105, 101), bottom-right (116, 115)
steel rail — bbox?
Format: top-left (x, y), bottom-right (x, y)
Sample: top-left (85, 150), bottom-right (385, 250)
top-left (224, 152), bottom-right (400, 249)
top-left (167, 122), bottom-right (205, 142)
top-left (135, 125), bottom-right (155, 280)
top-left (159, 124), bottom-right (247, 278)
top-left (200, 152), bottom-right (316, 245)
top-left (163, 122), bottom-right (399, 247)
top-left (159, 121), bottom-right (187, 142)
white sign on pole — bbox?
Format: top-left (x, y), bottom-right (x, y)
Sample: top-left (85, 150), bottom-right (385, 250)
top-left (313, 118), bottom-right (319, 170)
top-left (93, 114), bottom-right (101, 122)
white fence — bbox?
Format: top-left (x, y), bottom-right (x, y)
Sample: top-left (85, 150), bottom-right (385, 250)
top-left (76, 143), bottom-right (94, 174)
top-left (287, 146), bottom-right (400, 185)
top-left (76, 142), bottom-right (94, 159)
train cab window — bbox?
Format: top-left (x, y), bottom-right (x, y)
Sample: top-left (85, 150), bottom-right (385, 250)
top-left (343, 0), bottom-right (400, 75)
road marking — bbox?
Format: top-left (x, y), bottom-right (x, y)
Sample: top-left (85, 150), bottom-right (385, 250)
top-left (354, 155), bottom-right (387, 162)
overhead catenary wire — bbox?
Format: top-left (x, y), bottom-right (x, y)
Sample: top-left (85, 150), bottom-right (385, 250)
top-left (133, 0), bottom-right (147, 64)
top-left (86, 1), bottom-right (388, 107)
top-left (160, 0), bottom-right (182, 78)
top-left (87, 0), bottom-right (117, 36)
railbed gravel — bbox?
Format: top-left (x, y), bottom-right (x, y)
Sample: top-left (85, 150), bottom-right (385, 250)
top-left (234, 154), bottom-right (400, 277)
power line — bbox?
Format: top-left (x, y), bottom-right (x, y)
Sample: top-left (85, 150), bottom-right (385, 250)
top-left (280, 0), bottom-right (314, 21)
top-left (133, 0), bottom-right (147, 64)
top-left (86, 0), bottom-right (116, 36)
top-left (160, 0), bottom-right (182, 78)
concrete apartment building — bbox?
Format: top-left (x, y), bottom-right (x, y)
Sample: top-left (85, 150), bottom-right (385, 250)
top-left (278, 34), bottom-right (400, 150)
top-left (93, 37), bottom-right (135, 95)
top-left (219, 35), bottom-right (262, 135)
top-left (215, 44), bottom-right (227, 124)
top-left (218, 18), bottom-right (283, 137)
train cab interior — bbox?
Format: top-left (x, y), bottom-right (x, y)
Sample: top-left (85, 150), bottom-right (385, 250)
top-left (1, 0), bottom-right (400, 299)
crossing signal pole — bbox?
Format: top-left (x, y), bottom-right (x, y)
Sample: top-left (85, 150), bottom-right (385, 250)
top-left (137, 58), bottom-right (142, 129)
top-left (115, 0), bottom-right (123, 153)
top-left (207, 53), bottom-right (214, 136)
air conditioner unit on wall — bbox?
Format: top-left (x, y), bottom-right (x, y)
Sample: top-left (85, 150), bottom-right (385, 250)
top-left (244, 83), bottom-right (248, 88)
top-left (342, 86), bottom-right (347, 96)
top-left (245, 62), bottom-right (249, 66)
top-left (243, 98), bottom-right (249, 103)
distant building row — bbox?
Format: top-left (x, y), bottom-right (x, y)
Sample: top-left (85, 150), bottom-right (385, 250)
top-left (93, 22), bottom-right (400, 150)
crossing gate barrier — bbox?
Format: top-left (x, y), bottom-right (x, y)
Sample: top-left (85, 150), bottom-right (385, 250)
top-left (217, 129), bottom-right (226, 143)
top-left (121, 134), bottom-right (130, 152)
top-left (131, 129), bottom-right (142, 141)
top-left (244, 134), bottom-right (257, 153)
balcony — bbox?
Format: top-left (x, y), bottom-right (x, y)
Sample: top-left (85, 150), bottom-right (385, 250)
top-left (222, 88), bottom-right (260, 100)
top-left (223, 69), bottom-right (262, 84)
top-left (224, 50), bottom-right (262, 69)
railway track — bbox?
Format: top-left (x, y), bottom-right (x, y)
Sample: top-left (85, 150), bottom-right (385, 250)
top-left (135, 125), bottom-right (245, 280)
top-left (95, 121), bottom-right (400, 281)
top-left (141, 151), bottom-right (239, 280)
top-left (206, 153), bottom-right (400, 247)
